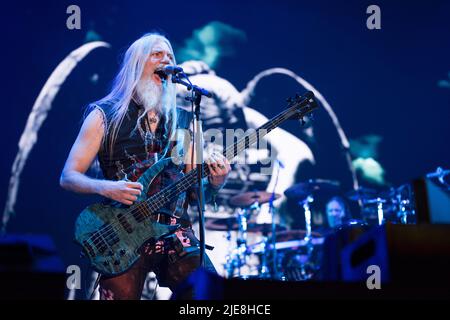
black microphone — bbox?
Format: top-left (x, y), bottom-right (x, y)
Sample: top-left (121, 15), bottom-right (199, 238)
top-left (155, 65), bottom-right (184, 81)
top-left (165, 65), bottom-right (184, 74)
top-left (157, 66), bottom-right (212, 98)
top-left (161, 65), bottom-right (184, 75)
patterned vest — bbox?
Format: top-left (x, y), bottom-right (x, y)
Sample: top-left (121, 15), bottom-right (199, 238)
top-left (91, 99), bottom-right (193, 222)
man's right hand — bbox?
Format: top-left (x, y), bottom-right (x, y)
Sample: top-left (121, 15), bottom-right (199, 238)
top-left (99, 180), bottom-right (144, 206)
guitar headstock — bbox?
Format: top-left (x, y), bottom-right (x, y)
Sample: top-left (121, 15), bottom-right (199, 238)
top-left (286, 91), bottom-right (318, 123)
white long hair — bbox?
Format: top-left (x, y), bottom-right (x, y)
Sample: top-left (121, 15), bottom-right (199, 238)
top-left (90, 33), bottom-right (177, 156)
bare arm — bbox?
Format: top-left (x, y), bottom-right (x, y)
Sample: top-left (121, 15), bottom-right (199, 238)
top-left (60, 108), bottom-right (143, 205)
top-left (60, 108), bottom-right (105, 194)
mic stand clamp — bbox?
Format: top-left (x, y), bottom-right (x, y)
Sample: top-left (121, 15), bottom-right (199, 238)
top-left (171, 73), bottom-right (212, 98)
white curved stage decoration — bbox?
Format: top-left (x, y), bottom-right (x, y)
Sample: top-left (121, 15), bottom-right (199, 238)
top-left (2, 41), bottom-right (111, 232)
top-left (241, 67), bottom-right (359, 192)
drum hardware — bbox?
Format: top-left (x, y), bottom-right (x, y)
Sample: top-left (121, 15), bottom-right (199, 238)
top-left (346, 187), bottom-right (378, 202)
top-left (219, 192), bottom-right (267, 278)
top-left (241, 230), bottom-right (325, 281)
top-left (398, 200), bottom-right (410, 224)
top-left (248, 237), bottom-right (325, 254)
top-left (256, 234), bottom-right (271, 278)
top-left (299, 195), bottom-right (314, 243)
top-left (426, 166), bottom-right (450, 190)
top-left (347, 184), bottom-right (417, 225)
top-left (386, 184), bottom-right (416, 224)
top-left (219, 178), bottom-right (429, 280)
top-left (228, 191), bottom-right (281, 207)
top-left (206, 219), bottom-right (286, 233)
top-left (220, 190), bottom-right (285, 278)
top-left (218, 177), bottom-right (422, 280)
top-left (231, 208), bottom-right (252, 278)
top-left (280, 179), bottom-right (341, 280)
top-left (284, 179), bottom-right (341, 201)
top-left (364, 197), bottom-right (387, 225)
top-left (346, 187), bottom-right (385, 225)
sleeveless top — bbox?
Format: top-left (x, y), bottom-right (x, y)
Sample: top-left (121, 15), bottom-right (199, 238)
top-left (90, 99), bottom-right (193, 222)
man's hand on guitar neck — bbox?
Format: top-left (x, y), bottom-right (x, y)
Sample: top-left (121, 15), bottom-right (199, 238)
top-left (206, 152), bottom-right (231, 189)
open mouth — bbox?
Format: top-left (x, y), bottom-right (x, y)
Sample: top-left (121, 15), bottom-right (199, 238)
top-left (154, 67), bottom-right (168, 80)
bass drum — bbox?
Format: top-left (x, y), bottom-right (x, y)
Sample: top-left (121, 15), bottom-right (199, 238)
top-left (278, 242), bottom-right (324, 281)
top-left (279, 222), bottom-right (368, 281)
top-left (246, 229), bottom-right (325, 281)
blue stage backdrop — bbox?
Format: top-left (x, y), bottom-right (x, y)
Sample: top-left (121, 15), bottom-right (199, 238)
top-left (0, 0), bottom-right (449, 298)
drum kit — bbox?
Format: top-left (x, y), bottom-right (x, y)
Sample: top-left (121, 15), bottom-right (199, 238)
top-left (206, 191), bottom-right (285, 280)
top-left (205, 179), bottom-right (417, 281)
top-left (346, 184), bottom-right (416, 225)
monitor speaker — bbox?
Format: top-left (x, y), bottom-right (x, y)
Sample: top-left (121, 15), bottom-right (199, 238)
top-left (0, 234), bottom-right (66, 299)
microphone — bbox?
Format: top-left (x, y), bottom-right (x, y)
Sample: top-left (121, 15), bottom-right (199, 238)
top-left (157, 66), bottom-right (212, 98)
top-left (160, 65), bottom-right (184, 75)
top-left (155, 65), bottom-right (184, 81)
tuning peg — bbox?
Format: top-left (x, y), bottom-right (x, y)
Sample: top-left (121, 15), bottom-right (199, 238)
top-left (300, 118), bottom-right (306, 126)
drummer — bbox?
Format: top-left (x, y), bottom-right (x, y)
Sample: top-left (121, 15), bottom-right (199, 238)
top-left (325, 196), bottom-right (351, 229)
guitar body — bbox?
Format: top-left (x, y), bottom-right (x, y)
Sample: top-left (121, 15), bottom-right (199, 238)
top-left (74, 157), bottom-right (180, 276)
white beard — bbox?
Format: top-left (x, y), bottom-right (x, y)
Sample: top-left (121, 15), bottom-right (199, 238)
top-left (135, 77), bottom-right (163, 112)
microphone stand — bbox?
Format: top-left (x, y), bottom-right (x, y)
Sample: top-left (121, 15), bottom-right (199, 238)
top-left (269, 160), bottom-right (282, 279)
top-left (427, 166), bottom-right (450, 190)
top-left (171, 72), bottom-right (212, 268)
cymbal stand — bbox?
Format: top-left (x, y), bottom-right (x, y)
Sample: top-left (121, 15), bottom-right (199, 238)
top-left (223, 209), bottom-right (247, 278)
top-left (268, 159), bottom-right (283, 280)
top-left (235, 208), bottom-right (251, 277)
top-left (223, 221), bottom-right (234, 278)
top-left (300, 195), bottom-right (314, 243)
top-left (394, 185), bottom-right (407, 224)
top-left (396, 184), bottom-right (416, 224)
top-left (375, 197), bottom-right (384, 225)
top-left (258, 233), bottom-right (270, 278)
top-left (298, 195), bottom-right (315, 279)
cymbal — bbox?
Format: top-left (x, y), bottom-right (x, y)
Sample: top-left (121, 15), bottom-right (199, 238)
top-left (248, 236), bottom-right (325, 254)
top-left (346, 187), bottom-right (378, 201)
top-left (335, 219), bottom-right (368, 229)
top-left (364, 197), bottom-right (387, 204)
top-left (229, 191), bottom-right (281, 207)
top-left (379, 185), bottom-right (410, 199)
top-left (284, 179), bottom-right (340, 200)
top-left (205, 217), bottom-right (238, 231)
top-left (275, 229), bottom-right (323, 242)
top-left (247, 223), bottom-right (286, 233)
top-left (205, 218), bottom-right (285, 233)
